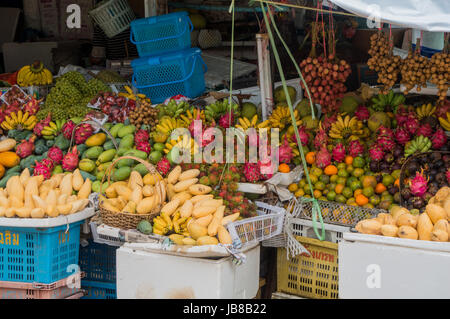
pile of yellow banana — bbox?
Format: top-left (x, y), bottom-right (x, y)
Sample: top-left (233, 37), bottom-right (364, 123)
top-left (155, 117), bottom-right (187, 135)
top-left (438, 112), bottom-right (450, 131)
top-left (416, 103), bottom-right (436, 120)
top-left (164, 135), bottom-right (198, 155)
top-left (153, 212), bottom-right (191, 236)
top-left (17, 61), bottom-right (53, 86)
top-left (118, 86), bottom-right (151, 103)
top-left (1, 111), bottom-right (37, 131)
top-left (329, 115), bottom-right (364, 140)
top-left (268, 106), bottom-right (302, 130)
top-left (235, 115), bottom-right (270, 130)
top-left (41, 120), bottom-right (66, 139)
top-left (179, 108), bottom-right (205, 126)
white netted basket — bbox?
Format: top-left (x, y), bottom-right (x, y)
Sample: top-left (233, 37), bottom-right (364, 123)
top-left (89, 0), bottom-right (135, 38)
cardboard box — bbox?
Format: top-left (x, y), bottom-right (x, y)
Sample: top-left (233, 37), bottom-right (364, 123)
top-left (39, 0), bottom-right (60, 38)
top-left (59, 0), bottom-right (94, 40)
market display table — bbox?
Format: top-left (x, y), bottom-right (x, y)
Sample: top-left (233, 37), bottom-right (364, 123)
top-left (339, 232), bottom-right (450, 299)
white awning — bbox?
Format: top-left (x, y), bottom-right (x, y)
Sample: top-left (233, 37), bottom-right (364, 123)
top-left (329, 0), bottom-right (450, 32)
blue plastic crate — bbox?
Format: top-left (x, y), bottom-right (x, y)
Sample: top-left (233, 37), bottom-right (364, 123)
top-left (79, 240), bottom-right (117, 283)
top-left (131, 47), bottom-right (206, 103)
top-left (130, 11), bottom-right (193, 57)
top-left (81, 280), bottom-right (116, 299)
top-left (0, 221), bottom-right (82, 284)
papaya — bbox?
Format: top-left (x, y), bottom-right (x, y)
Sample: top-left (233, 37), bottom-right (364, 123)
top-left (85, 146), bottom-right (104, 159)
top-left (110, 123), bottom-right (124, 138)
top-left (124, 149), bottom-right (147, 161)
top-left (79, 159), bottom-right (96, 172)
top-left (118, 125), bottom-right (136, 138)
top-left (97, 149), bottom-right (116, 164)
top-left (0, 152), bottom-right (20, 168)
top-left (134, 163), bottom-right (150, 176)
top-left (119, 134), bottom-right (134, 149)
top-left (85, 133), bottom-right (107, 147)
top-left (113, 167), bottom-right (132, 181)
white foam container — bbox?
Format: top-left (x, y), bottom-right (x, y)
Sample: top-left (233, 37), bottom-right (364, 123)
top-left (116, 244), bottom-right (260, 299)
top-left (339, 232), bottom-right (450, 299)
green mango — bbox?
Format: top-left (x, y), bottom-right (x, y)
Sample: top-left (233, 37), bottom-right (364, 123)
top-left (133, 163), bottom-right (150, 176)
top-left (137, 220), bottom-right (152, 235)
top-left (119, 134), bottom-right (134, 149)
top-left (79, 159), bottom-right (96, 172)
top-left (110, 123), bottom-right (124, 138)
top-left (103, 140), bottom-right (116, 151)
top-left (117, 158), bottom-right (134, 168)
top-left (85, 146), bottom-right (104, 160)
top-left (97, 161), bottom-right (113, 172)
top-left (97, 149), bottom-right (116, 164)
top-left (118, 125), bottom-right (136, 138)
top-left (124, 149), bottom-right (147, 161)
top-left (113, 167), bottom-right (131, 181)
top-left (117, 147), bottom-right (130, 157)
top-left (96, 170), bottom-right (106, 182)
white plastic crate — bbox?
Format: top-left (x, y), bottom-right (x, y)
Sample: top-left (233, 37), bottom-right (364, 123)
top-left (116, 244), bottom-right (260, 299)
top-left (226, 201), bottom-right (286, 248)
top-left (290, 218), bottom-right (351, 244)
top-left (89, 0), bottom-right (135, 38)
top-left (90, 221), bottom-right (123, 247)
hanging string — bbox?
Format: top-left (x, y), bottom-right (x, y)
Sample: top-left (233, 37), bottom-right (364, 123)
top-left (329, 4), bottom-right (335, 56)
top-left (319, 1), bottom-right (327, 57)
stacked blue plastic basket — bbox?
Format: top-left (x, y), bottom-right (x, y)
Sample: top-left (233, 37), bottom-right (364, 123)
top-left (130, 12), bottom-right (207, 103)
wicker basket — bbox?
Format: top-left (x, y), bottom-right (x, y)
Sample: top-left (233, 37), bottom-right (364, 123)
top-left (99, 156), bottom-right (165, 229)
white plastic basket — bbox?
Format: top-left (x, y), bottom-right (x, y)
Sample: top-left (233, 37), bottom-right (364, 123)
top-left (89, 0), bottom-right (135, 38)
top-left (90, 221), bottom-right (123, 247)
top-left (226, 201), bottom-right (286, 249)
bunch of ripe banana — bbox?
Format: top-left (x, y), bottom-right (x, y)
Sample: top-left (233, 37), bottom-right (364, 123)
top-left (268, 105), bottom-right (302, 130)
top-left (118, 85), bottom-right (150, 103)
top-left (164, 135), bottom-right (199, 155)
top-left (404, 136), bottom-right (432, 157)
top-left (205, 99), bottom-right (240, 120)
top-left (179, 108), bottom-right (205, 126)
top-left (1, 110), bottom-right (37, 131)
top-left (416, 103), bottom-right (436, 120)
top-left (438, 112), bottom-right (450, 131)
top-left (328, 115), bottom-right (364, 140)
top-left (235, 115), bottom-right (269, 130)
top-left (17, 61), bottom-right (53, 86)
top-left (153, 212), bottom-right (191, 236)
top-left (155, 117), bottom-right (186, 136)
top-left (41, 120), bottom-right (66, 139)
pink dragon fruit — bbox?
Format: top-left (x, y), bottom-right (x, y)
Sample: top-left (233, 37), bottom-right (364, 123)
top-left (62, 146), bottom-right (79, 171)
top-left (243, 162), bottom-right (261, 182)
top-left (369, 145), bottom-right (384, 161)
top-left (377, 136), bottom-right (395, 152)
top-left (354, 105), bottom-right (370, 121)
top-left (136, 143), bottom-right (151, 154)
top-left (409, 169), bottom-right (428, 197)
top-left (258, 160), bottom-right (274, 180)
top-left (315, 146), bottom-right (332, 169)
top-left (74, 124), bottom-right (94, 144)
top-left (404, 114), bottom-right (419, 135)
top-left (314, 129), bottom-right (328, 150)
top-left (395, 106), bottom-right (410, 127)
top-left (62, 120), bottom-right (76, 140)
top-left (134, 129), bottom-right (151, 154)
top-left (156, 158), bottom-right (171, 176)
top-left (218, 113), bottom-right (234, 128)
top-left (348, 140), bottom-right (364, 157)
top-left (33, 113), bottom-right (52, 136)
top-left (431, 129), bottom-right (447, 149)
top-left (41, 158), bottom-right (55, 170)
top-left (320, 114), bottom-right (337, 132)
top-left (332, 143), bottom-right (346, 162)
top-left (293, 125), bottom-right (309, 146)
top-left (377, 126), bottom-right (394, 139)
top-left (47, 146), bottom-right (64, 164)
top-left (189, 111), bottom-right (203, 137)
top-left (23, 98), bottom-right (42, 115)
top-left (16, 136), bottom-right (36, 158)
top-left (416, 123), bottom-right (434, 138)
top-left (33, 161), bottom-right (52, 180)
top-left (278, 137), bottom-right (294, 164)
top-left (447, 169), bottom-right (450, 184)
top-left (395, 128), bottom-right (411, 145)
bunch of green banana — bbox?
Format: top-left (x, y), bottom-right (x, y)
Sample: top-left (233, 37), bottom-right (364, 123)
top-left (153, 212), bottom-right (191, 236)
top-left (328, 115), bottom-right (364, 140)
top-left (438, 112), bottom-right (450, 131)
top-left (371, 90), bottom-right (405, 112)
top-left (205, 99), bottom-right (239, 120)
top-left (41, 120), bottom-right (66, 139)
top-left (404, 136), bottom-right (432, 157)
top-left (157, 100), bottom-right (190, 119)
top-left (416, 103), bottom-right (436, 120)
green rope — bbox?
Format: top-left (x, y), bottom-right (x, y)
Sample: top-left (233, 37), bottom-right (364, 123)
top-left (261, 3), bottom-right (324, 240)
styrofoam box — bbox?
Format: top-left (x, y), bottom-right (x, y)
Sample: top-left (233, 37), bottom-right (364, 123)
top-left (339, 232), bottom-right (450, 299)
top-left (116, 244), bottom-right (260, 299)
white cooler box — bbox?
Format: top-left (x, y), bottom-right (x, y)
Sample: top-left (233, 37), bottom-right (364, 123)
top-left (339, 232), bottom-right (450, 299)
top-left (116, 244), bottom-right (260, 299)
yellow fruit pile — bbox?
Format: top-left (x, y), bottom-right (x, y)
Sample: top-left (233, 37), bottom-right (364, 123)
top-left (356, 187), bottom-right (450, 242)
top-left (1, 111), bottom-right (37, 131)
top-left (0, 168), bottom-right (91, 218)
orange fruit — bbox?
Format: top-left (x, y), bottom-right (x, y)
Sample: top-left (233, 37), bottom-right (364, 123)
top-left (306, 152), bottom-right (316, 165)
top-left (279, 163), bottom-right (290, 173)
top-left (344, 156), bottom-right (353, 165)
top-left (375, 183), bottom-right (387, 194)
top-left (362, 175), bottom-right (377, 188)
top-left (353, 189), bottom-right (363, 197)
top-left (355, 194), bottom-right (369, 206)
top-left (324, 165), bottom-right (338, 176)
top-left (313, 190), bottom-right (322, 198)
top-left (334, 184), bottom-right (345, 194)
top-left (394, 178), bottom-right (400, 187)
